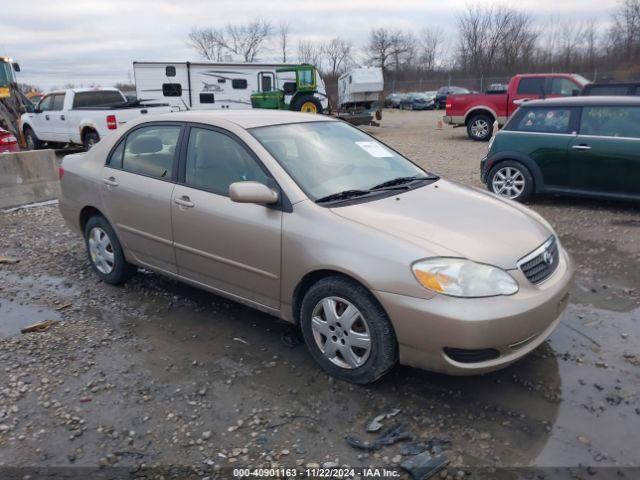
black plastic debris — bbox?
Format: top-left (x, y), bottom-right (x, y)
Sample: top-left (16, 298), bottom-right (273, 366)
top-left (280, 327), bottom-right (302, 348)
top-left (345, 424), bottom-right (411, 451)
top-left (401, 452), bottom-right (449, 480)
top-left (400, 441), bottom-right (428, 456)
top-left (366, 408), bottom-right (402, 432)
top-left (400, 437), bottom-right (451, 456)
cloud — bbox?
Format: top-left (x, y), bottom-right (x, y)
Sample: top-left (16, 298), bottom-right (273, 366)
top-left (1, 0), bottom-right (618, 90)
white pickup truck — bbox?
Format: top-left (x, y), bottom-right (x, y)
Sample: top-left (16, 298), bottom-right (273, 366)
top-left (20, 88), bottom-right (174, 150)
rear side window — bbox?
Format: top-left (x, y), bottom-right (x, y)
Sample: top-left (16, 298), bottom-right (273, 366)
top-left (549, 78), bottom-right (580, 96)
top-left (162, 83), bottom-right (182, 97)
top-left (514, 107), bottom-right (573, 134)
top-left (580, 106), bottom-right (640, 138)
top-left (232, 79), bottom-right (247, 89)
top-left (184, 127), bottom-right (268, 195)
top-left (517, 77), bottom-right (546, 95)
top-left (120, 125), bottom-right (181, 179)
top-left (73, 91), bottom-right (124, 108)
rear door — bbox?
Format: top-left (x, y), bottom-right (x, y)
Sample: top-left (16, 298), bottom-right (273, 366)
top-left (48, 93), bottom-right (68, 142)
top-left (171, 124), bottom-right (282, 309)
top-left (567, 106), bottom-right (640, 196)
top-left (101, 123), bottom-right (183, 272)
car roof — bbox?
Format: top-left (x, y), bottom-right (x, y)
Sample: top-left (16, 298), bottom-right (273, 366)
top-left (523, 96), bottom-right (640, 108)
top-left (146, 109), bottom-right (337, 129)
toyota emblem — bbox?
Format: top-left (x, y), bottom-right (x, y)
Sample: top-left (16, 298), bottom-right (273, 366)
top-left (543, 251), bottom-right (554, 266)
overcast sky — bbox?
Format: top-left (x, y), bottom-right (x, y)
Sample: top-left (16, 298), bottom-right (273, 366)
top-left (1, 0), bottom-right (619, 90)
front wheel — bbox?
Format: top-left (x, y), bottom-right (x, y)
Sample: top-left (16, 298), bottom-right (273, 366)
top-left (487, 161), bottom-right (534, 202)
top-left (24, 128), bottom-right (42, 150)
top-left (467, 114), bottom-right (494, 141)
top-left (84, 215), bottom-right (137, 284)
top-left (300, 277), bottom-right (397, 384)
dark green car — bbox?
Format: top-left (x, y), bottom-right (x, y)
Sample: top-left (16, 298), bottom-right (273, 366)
top-left (481, 97), bottom-right (640, 202)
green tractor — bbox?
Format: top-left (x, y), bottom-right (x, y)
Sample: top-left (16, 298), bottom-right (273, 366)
top-left (250, 64), bottom-right (324, 114)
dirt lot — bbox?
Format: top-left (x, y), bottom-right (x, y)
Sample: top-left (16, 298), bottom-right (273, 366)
top-left (1, 109), bottom-right (639, 479)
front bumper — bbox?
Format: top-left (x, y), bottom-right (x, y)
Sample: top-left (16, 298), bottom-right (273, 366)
top-left (376, 245), bottom-right (574, 375)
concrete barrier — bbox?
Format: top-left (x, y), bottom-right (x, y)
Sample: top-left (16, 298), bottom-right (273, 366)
top-left (0, 149), bottom-right (60, 209)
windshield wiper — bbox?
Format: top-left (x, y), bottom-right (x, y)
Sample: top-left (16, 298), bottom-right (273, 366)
top-left (370, 174), bottom-right (436, 191)
top-left (315, 189), bottom-right (373, 204)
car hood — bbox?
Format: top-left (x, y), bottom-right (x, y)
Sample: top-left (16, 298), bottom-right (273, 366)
top-left (330, 180), bottom-right (552, 270)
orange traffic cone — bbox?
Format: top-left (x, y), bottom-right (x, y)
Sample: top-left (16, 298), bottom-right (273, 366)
top-left (436, 120), bottom-right (443, 130)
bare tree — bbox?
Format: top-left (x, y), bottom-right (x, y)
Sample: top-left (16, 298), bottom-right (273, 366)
top-left (188, 18), bottom-right (272, 62)
top-left (365, 28), bottom-right (414, 72)
top-left (278, 22), bottom-right (290, 63)
top-left (608, 0), bottom-right (640, 63)
top-left (418, 28), bottom-right (443, 71)
top-left (322, 37), bottom-right (353, 77)
top-left (297, 40), bottom-right (324, 69)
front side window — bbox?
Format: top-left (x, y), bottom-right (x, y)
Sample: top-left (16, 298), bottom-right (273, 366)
top-left (185, 127), bottom-right (269, 195)
top-left (38, 95), bottom-right (54, 111)
top-left (120, 125), bottom-right (181, 179)
top-left (298, 69), bottom-right (314, 87)
top-left (580, 106), bottom-right (640, 138)
top-left (517, 77), bottom-right (546, 95)
top-left (251, 121), bottom-right (428, 201)
top-left (513, 108), bottom-right (573, 134)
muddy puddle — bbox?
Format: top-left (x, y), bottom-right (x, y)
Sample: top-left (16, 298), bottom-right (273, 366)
top-left (0, 298), bottom-right (61, 337)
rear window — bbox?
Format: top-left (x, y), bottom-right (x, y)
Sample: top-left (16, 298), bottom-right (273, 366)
top-left (512, 107), bottom-right (573, 134)
top-left (162, 83), bottom-right (182, 97)
top-left (517, 77), bottom-right (546, 95)
top-left (580, 106), bottom-right (640, 138)
top-left (232, 79), bottom-right (247, 90)
top-left (73, 91), bottom-right (125, 108)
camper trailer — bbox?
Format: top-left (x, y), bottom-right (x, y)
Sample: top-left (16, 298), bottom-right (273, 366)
top-left (336, 67), bottom-right (383, 124)
top-left (133, 61), bottom-right (328, 112)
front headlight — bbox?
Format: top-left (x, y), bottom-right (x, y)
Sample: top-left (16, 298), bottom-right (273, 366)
top-left (412, 258), bottom-right (518, 298)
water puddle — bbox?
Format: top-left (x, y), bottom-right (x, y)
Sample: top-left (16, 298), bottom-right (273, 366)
top-left (0, 298), bottom-right (60, 337)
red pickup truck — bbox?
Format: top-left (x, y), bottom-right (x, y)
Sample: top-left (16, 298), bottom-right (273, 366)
top-left (443, 73), bottom-right (590, 141)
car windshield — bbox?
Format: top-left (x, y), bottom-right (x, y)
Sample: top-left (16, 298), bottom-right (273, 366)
top-left (251, 121), bottom-right (432, 202)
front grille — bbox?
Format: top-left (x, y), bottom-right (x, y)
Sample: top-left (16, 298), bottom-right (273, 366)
top-left (518, 236), bottom-right (559, 284)
top-left (444, 347), bottom-right (501, 364)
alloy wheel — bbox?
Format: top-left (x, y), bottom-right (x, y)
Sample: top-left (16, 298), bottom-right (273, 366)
top-left (470, 119), bottom-right (489, 139)
top-left (310, 296), bottom-right (372, 369)
top-left (492, 166), bottom-right (525, 199)
top-left (88, 227), bottom-right (115, 274)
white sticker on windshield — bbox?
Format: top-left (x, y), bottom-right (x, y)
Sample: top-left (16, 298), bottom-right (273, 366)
top-left (355, 141), bottom-right (394, 158)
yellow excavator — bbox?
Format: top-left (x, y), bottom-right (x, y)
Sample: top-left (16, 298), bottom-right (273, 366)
top-left (0, 56), bottom-right (33, 143)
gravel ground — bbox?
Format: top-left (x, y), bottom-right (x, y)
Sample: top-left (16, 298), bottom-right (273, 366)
top-left (0, 109), bottom-right (639, 479)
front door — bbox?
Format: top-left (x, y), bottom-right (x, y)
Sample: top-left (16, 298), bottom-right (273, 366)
top-left (567, 105), bottom-right (640, 196)
top-left (171, 125), bottom-right (282, 309)
top-left (101, 123), bottom-right (183, 272)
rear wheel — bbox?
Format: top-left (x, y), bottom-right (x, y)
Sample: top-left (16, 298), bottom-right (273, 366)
top-left (467, 114), bottom-right (494, 141)
top-left (292, 95), bottom-right (322, 114)
top-left (487, 161), bottom-right (534, 202)
top-left (83, 131), bottom-right (100, 150)
top-left (300, 276), bottom-right (397, 384)
top-left (24, 127), bottom-right (41, 150)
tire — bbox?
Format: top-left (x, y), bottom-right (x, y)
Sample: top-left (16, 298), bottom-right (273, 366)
top-left (84, 215), bottom-right (137, 284)
top-left (300, 276), bottom-right (397, 384)
top-left (291, 95), bottom-right (322, 114)
top-left (487, 160), bottom-right (534, 202)
top-left (24, 127), bottom-right (42, 150)
top-left (466, 114), bottom-right (494, 141)
top-left (83, 131), bottom-right (100, 150)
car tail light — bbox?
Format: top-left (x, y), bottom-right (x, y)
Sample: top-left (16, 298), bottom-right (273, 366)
top-left (58, 166), bottom-right (64, 179)
top-left (445, 103), bottom-right (452, 109)
top-left (106, 115), bottom-right (117, 130)
top-left (0, 134), bottom-right (17, 144)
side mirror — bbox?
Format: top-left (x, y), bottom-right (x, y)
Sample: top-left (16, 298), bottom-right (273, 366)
top-left (33, 108), bottom-right (42, 113)
top-left (12, 63), bottom-right (20, 72)
top-left (229, 181), bottom-right (278, 205)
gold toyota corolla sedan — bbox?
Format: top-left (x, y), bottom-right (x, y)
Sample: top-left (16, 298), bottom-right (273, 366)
top-left (59, 110), bottom-right (574, 384)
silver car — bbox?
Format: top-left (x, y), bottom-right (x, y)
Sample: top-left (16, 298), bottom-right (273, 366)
top-left (59, 110), bottom-right (574, 384)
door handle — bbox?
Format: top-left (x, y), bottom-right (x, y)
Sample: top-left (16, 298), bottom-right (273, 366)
top-left (102, 177), bottom-right (119, 187)
top-left (174, 196), bottom-right (195, 208)
top-left (45, 114), bottom-right (50, 120)
top-left (60, 115), bottom-right (65, 121)
top-left (571, 144), bottom-right (591, 151)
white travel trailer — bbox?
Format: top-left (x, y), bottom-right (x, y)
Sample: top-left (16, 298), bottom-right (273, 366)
top-left (133, 61), bottom-right (328, 111)
top-left (335, 67), bottom-right (384, 125)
